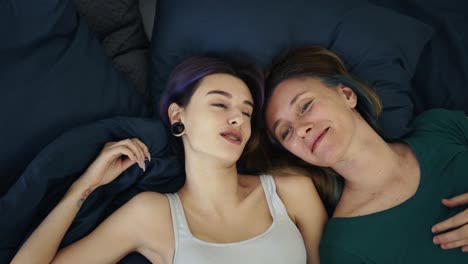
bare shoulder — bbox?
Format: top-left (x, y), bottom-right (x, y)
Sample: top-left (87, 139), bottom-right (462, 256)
top-left (271, 172), bottom-right (319, 198)
top-left (124, 192), bottom-right (170, 218)
top-left (124, 192), bottom-right (174, 257)
top-left (130, 191), bottom-right (169, 208)
top-left (127, 192), bottom-right (173, 230)
top-left (269, 172), bottom-right (325, 222)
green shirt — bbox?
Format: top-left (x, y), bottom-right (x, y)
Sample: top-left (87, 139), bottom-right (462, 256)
top-left (320, 109), bottom-right (468, 264)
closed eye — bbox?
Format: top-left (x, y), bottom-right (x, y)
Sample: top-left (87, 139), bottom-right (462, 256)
top-left (300, 100), bottom-right (312, 115)
top-left (213, 103), bottom-right (251, 118)
top-left (281, 127), bottom-right (292, 140)
top-left (212, 103), bottom-right (227, 109)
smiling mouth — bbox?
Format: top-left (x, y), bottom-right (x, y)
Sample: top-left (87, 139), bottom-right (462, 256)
top-left (311, 127), bottom-right (330, 153)
top-left (220, 132), bottom-right (242, 145)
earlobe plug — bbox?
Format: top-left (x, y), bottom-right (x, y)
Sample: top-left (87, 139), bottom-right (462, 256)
top-left (171, 121), bottom-right (185, 137)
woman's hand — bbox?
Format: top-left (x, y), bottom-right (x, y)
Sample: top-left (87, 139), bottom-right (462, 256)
top-left (77, 138), bottom-right (151, 189)
top-left (432, 193), bottom-right (468, 252)
top-left (11, 138), bottom-right (150, 264)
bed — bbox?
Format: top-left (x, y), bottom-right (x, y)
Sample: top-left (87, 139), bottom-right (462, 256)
top-left (0, 0), bottom-right (467, 263)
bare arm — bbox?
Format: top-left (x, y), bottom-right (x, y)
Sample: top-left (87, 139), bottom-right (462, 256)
top-left (275, 174), bottom-right (328, 264)
top-left (12, 138), bottom-right (150, 263)
top-left (52, 192), bottom-right (172, 264)
top-left (11, 182), bottom-right (91, 263)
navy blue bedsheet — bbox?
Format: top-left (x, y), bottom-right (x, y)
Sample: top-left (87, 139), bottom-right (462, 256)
top-left (0, 0), bottom-right (147, 196)
top-left (0, 117), bottom-right (184, 263)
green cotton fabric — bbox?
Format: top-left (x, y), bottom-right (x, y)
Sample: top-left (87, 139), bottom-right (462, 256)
top-left (320, 109), bottom-right (468, 264)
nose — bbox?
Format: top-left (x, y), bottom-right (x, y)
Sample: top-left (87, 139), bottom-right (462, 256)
top-left (296, 122), bottom-right (313, 139)
top-left (228, 110), bottom-right (244, 127)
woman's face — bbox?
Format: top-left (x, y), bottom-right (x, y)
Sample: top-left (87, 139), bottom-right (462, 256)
top-left (265, 77), bottom-right (357, 167)
top-left (178, 73), bottom-right (254, 163)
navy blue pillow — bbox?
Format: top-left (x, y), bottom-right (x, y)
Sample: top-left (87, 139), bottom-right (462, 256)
top-left (0, 0), bottom-right (147, 194)
top-left (150, 0), bottom-right (434, 139)
top-left (368, 0), bottom-right (468, 115)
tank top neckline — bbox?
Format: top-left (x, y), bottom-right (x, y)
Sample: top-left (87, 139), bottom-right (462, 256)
top-left (172, 174), bottom-right (278, 247)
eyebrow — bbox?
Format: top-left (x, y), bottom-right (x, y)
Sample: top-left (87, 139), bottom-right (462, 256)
top-left (206, 90), bottom-right (254, 108)
top-left (290, 91), bottom-right (307, 107)
top-left (272, 120), bottom-right (282, 137)
top-left (270, 91), bottom-right (308, 137)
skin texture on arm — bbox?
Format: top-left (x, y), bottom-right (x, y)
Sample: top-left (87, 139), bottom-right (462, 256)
top-left (274, 174), bottom-right (328, 264)
top-left (52, 192), bottom-right (147, 263)
top-left (12, 190), bottom-right (173, 264)
top-left (52, 192), bottom-right (174, 264)
top-left (11, 182), bottom-right (91, 263)
top-left (11, 138), bottom-right (151, 263)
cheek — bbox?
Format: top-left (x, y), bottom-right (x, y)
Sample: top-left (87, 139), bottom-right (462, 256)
top-left (245, 121), bottom-right (252, 134)
top-left (284, 139), bottom-right (306, 157)
top-left (185, 117), bottom-right (212, 139)
top-left (265, 104), bottom-right (283, 129)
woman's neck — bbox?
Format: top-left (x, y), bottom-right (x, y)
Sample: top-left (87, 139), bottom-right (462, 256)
top-left (332, 122), bottom-right (407, 194)
top-left (179, 151), bottom-right (244, 213)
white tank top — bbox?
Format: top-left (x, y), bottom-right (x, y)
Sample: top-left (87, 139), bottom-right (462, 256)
top-left (165, 174), bottom-right (307, 264)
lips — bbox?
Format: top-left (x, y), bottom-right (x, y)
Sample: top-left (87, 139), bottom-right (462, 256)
top-left (220, 130), bottom-right (243, 145)
top-left (311, 127), bottom-right (330, 153)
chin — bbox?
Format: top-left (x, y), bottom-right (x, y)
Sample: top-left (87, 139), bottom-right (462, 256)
top-left (316, 154), bottom-right (340, 167)
top-left (215, 151), bottom-right (243, 164)
top-left (299, 150), bottom-right (335, 167)
top-left (225, 154), bottom-right (243, 164)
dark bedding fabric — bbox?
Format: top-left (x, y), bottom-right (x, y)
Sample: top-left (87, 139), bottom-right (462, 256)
top-left (74, 0), bottom-right (150, 94)
top-left (0, 0), bottom-right (147, 196)
top-left (149, 0), bottom-right (434, 140)
top-left (0, 117), bottom-right (184, 263)
top-left (369, 0), bottom-right (468, 115)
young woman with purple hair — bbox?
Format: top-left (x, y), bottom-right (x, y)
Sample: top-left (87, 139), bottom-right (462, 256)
top-left (13, 55), bottom-right (327, 264)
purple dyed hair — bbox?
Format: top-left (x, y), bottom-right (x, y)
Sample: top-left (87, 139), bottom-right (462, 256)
top-left (159, 56), bottom-right (264, 127)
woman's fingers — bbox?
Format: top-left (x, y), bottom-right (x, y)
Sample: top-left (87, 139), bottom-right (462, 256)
top-left (432, 193), bottom-right (468, 252)
top-left (439, 238), bottom-right (468, 252)
top-left (116, 145), bottom-right (138, 163)
top-left (79, 138), bottom-right (150, 188)
top-left (133, 139), bottom-right (151, 162)
top-left (110, 138), bottom-right (148, 171)
top-left (432, 209), bottom-right (468, 233)
top-left (442, 193), bottom-right (468, 207)
top-left (124, 139), bottom-right (145, 167)
top-left (433, 223), bottom-right (468, 252)
top-left (120, 153), bottom-right (138, 171)
top-left (129, 138), bottom-right (149, 164)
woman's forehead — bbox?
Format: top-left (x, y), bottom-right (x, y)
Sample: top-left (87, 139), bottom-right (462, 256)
top-left (277, 77), bottom-right (324, 92)
top-left (269, 79), bottom-right (308, 107)
top-left (196, 73), bottom-right (252, 99)
top-left (266, 78), bottom-right (330, 126)
top-left (271, 77), bottom-right (336, 104)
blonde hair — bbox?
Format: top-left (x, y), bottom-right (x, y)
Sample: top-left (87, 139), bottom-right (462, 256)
top-left (266, 45), bottom-right (383, 133)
